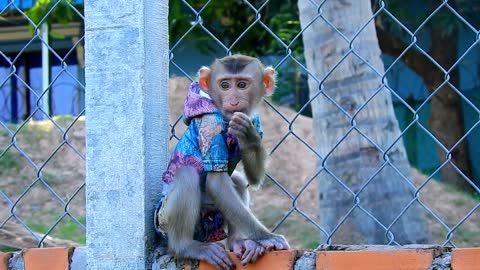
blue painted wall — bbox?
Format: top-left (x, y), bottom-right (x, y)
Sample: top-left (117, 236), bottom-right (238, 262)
top-left (0, 52), bottom-right (83, 122)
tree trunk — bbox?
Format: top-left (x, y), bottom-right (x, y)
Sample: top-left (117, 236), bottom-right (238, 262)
top-left (425, 30), bottom-right (471, 191)
top-left (298, 0), bottom-right (430, 244)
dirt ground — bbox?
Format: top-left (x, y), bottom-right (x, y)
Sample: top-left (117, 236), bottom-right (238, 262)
top-left (0, 77), bottom-right (478, 249)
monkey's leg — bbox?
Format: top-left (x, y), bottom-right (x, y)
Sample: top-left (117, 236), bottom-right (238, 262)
top-left (227, 171), bottom-right (265, 265)
top-left (207, 172), bottom-right (290, 254)
top-left (163, 166), bottom-right (233, 270)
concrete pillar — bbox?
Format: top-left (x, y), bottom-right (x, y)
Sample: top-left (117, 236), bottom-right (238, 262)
top-left (84, 0), bottom-right (169, 269)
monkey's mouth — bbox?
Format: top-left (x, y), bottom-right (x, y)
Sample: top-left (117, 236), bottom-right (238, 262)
top-left (224, 109), bottom-right (247, 118)
top-left (224, 105), bottom-right (247, 113)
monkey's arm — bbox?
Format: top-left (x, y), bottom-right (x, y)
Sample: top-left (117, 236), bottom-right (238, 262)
top-left (240, 139), bottom-right (267, 186)
top-left (228, 112), bottom-right (267, 186)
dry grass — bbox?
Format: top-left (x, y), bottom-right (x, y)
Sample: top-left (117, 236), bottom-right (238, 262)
top-left (0, 116), bottom-right (86, 249)
top-left (0, 77), bottom-right (478, 250)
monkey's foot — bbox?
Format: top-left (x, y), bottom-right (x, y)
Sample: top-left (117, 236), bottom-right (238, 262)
top-left (229, 239), bottom-right (265, 265)
top-left (257, 234), bottom-right (290, 251)
top-left (179, 242), bottom-right (233, 270)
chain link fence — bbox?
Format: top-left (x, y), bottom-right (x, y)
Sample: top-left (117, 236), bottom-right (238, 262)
top-left (0, 0), bottom-right (85, 249)
top-left (1, 0), bottom-right (480, 250)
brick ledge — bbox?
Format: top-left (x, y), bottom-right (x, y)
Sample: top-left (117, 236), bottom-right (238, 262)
top-left (1, 246), bottom-right (479, 269)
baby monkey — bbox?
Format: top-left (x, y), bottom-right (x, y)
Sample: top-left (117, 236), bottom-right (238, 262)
top-left (155, 55), bottom-right (289, 270)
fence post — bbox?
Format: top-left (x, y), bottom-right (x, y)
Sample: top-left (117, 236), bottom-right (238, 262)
top-left (84, 0), bottom-right (169, 269)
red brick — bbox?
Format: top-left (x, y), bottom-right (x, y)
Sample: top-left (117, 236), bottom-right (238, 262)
top-left (23, 247), bottom-right (72, 270)
top-left (199, 250), bottom-right (297, 270)
top-left (451, 248), bottom-right (480, 270)
top-left (316, 249), bottom-right (434, 270)
top-left (0, 252), bottom-right (11, 270)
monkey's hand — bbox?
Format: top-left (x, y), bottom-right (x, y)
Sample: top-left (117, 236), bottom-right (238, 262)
top-left (228, 112), bottom-right (261, 149)
top-left (228, 112), bottom-right (266, 186)
top-left (229, 239), bottom-right (266, 266)
top-left (257, 233), bottom-right (290, 251)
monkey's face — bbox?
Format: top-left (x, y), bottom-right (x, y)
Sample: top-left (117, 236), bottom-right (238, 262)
top-left (198, 55), bottom-right (276, 120)
top-left (210, 74), bottom-right (263, 120)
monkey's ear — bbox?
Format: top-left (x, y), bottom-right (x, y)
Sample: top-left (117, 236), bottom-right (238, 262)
top-left (198, 66), bottom-right (211, 92)
top-left (263, 67), bottom-right (276, 96)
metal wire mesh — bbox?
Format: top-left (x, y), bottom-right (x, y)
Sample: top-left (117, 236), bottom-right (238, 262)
top-left (0, 0), bottom-right (85, 248)
top-left (1, 0), bottom-right (480, 250)
top-left (169, 0), bottom-right (480, 248)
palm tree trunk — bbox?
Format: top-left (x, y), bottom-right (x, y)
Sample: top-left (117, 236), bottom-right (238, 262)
top-left (298, 0), bottom-right (430, 244)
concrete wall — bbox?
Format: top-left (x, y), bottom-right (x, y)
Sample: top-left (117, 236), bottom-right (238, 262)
top-left (84, 0), bottom-right (169, 269)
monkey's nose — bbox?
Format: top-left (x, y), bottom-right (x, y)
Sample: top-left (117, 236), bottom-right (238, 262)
top-left (230, 101), bottom-right (239, 106)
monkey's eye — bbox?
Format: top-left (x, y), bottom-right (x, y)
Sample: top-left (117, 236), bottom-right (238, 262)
top-left (220, 81), bottom-right (230, 90)
top-left (237, 81), bottom-right (248, 89)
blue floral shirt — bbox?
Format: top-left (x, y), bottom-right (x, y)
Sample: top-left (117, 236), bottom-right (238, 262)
top-left (162, 82), bottom-right (263, 187)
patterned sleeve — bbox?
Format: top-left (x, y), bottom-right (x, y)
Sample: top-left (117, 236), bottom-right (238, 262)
top-left (251, 113), bottom-right (263, 138)
top-left (197, 114), bottom-right (229, 172)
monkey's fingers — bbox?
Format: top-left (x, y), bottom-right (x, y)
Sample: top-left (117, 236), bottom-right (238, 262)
top-left (231, 241), bottom-right (245, 258)
top-left (240, 249), bottom-right (255, 266)
top-left (243, 245), bottom-right (265, 265)
top-left (263, 241), bottom-right (275, 252)
top-left (274, 241), bottom-right (289, 250)
top-left (231, 113), bottom-right (251, 124)
top-left (206, 244), bottom-right (234, 270)
top-left (240, 240), bottom-right (263, 266)
top-left (227, 127), bottom-right (247, 141)
top-left (210, 253), bottom-right (234, 270)
top-left (229, 115), bottom-right (253, 132)
top-left (271, 235), bottom-right (290, 250)
top-left (251, 246), bottom-right (265, 262)
top-left (228, 123), bottom-right (256, 142)
top-left (211, 252), bottom-right (234, 270)
top-left (257, 235), bottom-right (290, 251)
top-left (228, 121), bottom-right (246, 133)
top-left (214, 242), bottom-right (227, 250)
top-left (232, 111), bottom-right (250, 120)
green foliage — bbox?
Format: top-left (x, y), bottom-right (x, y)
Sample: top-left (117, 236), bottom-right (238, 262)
top-left (169, 0), bottom-right (302, 57)
top-left (25, 0), bottom-right (78, 37)
top-left (377, 0), bottom-right (480, 37)
top-left (271, 59), bottom-right (312, 116)
top-left (169, 0), bottom-right (308, 113)
top-left (26, 0), bottom-right (75, 25)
